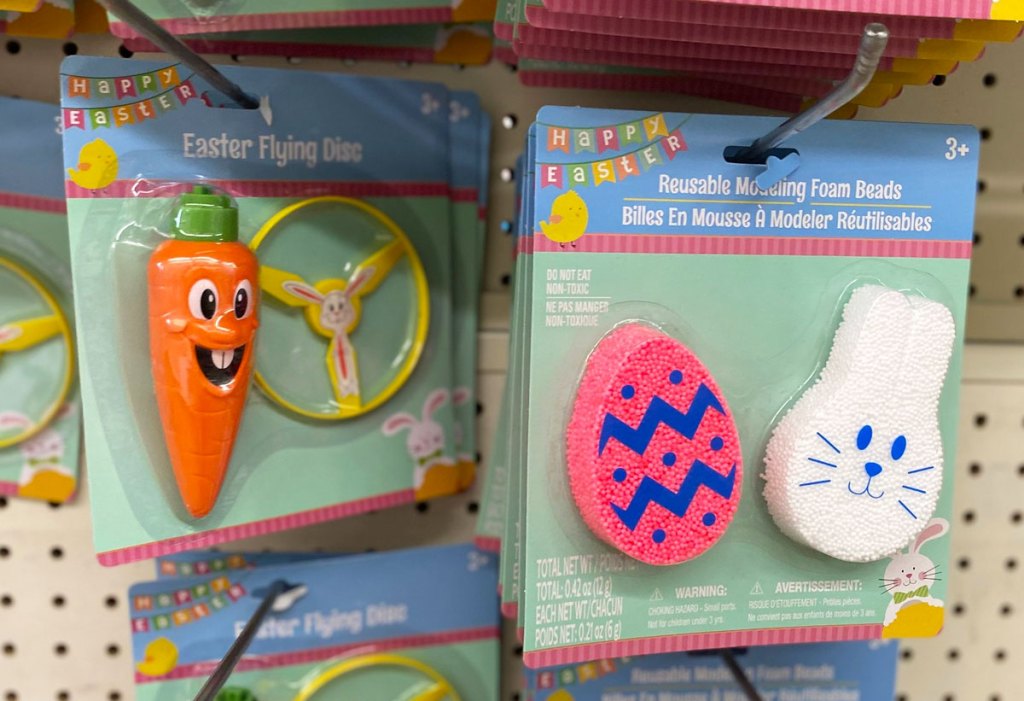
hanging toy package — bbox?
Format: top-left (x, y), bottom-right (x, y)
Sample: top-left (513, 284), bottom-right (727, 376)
top-left (59, 56), bottom-right (484, 564)
top-left (128, 543), bottom-right (499, 699)
top-left (0, 97), bottom-right (82, 505)
top-left (524, 641), bottom-right (898, 700)
top-left (513, 106), bottom-right (977, 667)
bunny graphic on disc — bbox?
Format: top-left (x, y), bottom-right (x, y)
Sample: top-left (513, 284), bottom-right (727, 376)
top-left (260, 239), bottom-right (405, 416)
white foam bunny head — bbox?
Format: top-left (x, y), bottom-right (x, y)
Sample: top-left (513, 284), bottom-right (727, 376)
top-left (883, 518), bottom-right (948, 596)
top-left (765, 286), bottom-right (955, 562)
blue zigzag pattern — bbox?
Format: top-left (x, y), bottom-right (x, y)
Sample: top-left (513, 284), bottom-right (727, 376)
top-left (612, 459), bottom-right (737, 530)
top-left (599, 383), bottom-right (724, 456)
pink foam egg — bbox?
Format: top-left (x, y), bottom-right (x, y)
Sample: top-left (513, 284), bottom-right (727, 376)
top-left (567, 323), bottom-right (742, 566)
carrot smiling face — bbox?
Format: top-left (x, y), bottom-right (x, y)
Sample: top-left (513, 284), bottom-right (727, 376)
top-left (148, 187), bottom-right (258, 518)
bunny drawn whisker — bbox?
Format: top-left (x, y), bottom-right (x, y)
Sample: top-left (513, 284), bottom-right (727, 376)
top-left (815, 431), bottom-right (841, 454)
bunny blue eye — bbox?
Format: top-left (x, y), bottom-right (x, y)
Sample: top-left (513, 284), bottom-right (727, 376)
top-left (891, 435), bottom-right (907, 461)
top-left (856, 424), bottom-right (873, 451)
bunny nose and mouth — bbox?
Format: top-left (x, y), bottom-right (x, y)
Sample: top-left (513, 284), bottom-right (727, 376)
top-left (865, 462), bottom-right (883, 478)
top-left (847, 461), bottom-right (885, 499)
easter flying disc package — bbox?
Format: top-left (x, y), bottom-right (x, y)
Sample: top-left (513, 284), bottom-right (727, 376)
top-left (505, 107), bottom-right (977, 666)
top-left (59, 56), bottom-right (488, 564)
top-left (0, 97), bottom-right (82, 505)
top-left (129, 543), bottom-right (500, 699)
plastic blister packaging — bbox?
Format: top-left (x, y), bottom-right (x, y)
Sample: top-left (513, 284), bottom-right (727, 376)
top-left (0, 96), bottom-right (83, 505)
top-left (128, 543), bottom-right (500, 700)
top-left (59, 56), bottom-right (485, 563)
top-left (507, 107), bottom-right (977, 666)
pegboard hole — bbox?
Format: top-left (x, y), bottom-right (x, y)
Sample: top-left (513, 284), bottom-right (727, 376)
top-left (500, 219), bottom-right (513, 234)
top-left (56, 691), bottom-right (69, 701)
top-left (104, 595), bottom-right (118, 609)
top-left (6, 691), bottom-right (18, 701)
top-left (476, 401), bottom-right (483, 416)
top-left (53, 643), bottom-right (67, 656)
top-left (500, 167), bottom-right (515, 183)
top-left (467, 501), bottom-right (479, 514)
top-left (0, 497), bottom-right (7, 509)
top-left (980, 127), bottom-right (992, 140)
top-left (932, 75), bottom-right (946, 86)
top-left (62, 42), bottom-right (77, 56)
top-left (105, 644), bottom-right (120, 657)
top-left (995, 649), bottom-right (1007, 661)
top-left (50, 547), bottom-right (64, 560)
top-left (973, 232), bottom-right (981, 245)
top-left (942, 695), bottom-right (954, 701)
top-left (108, 693), bottom-right (121, 701)
top-left (962, 510), bottom-right (975, 524)
top-left (1015, 286), bottom-right (1024, 300)
top-left (0, 595), bottom-right (11, 607)
top-left (978, 180), bottom-right (987, 194)
top-left (117, 45), bottom-right (134, 59)
top-left (900, 648), bottom-right (913, 660)
top-left (1000, 603), bottom-right (1013, 616)
top-left (500, 274), bottom-right (511, 287)
top-left (2, 643), bottom-right (14, 656)
top-left (5, 40), bottom-right (20, 55)
top-left (947, 648), bottom-right (960, 660)
top-left (52, 595), bottom-right (65, 608)
top-left (968, 462), bottom-right (982, 476)
top-left (974, 413), bottom-right (987, 427)
top-left (1006, 558), bottom-right (1018, 571)
top-left (1011, 511), bottom-right (1022, 525)
top-left (969, 284), bottom-right (976, 298)
top-left (983, 73), bottom-right (997, 87)
top-left (957, 556), bottom-right (970, 570)
top-left (415, 502), bottom-right (429, 513)
top-left (952, 602), bottom-right (966, 615)
top-left (501, 114), bottom-right (518, 130)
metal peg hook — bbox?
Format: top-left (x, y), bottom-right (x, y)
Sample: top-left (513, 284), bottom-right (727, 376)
top-left (94, 0), bottom-right (260, 110)
top-left (736, 23), bottom-right (890, 162)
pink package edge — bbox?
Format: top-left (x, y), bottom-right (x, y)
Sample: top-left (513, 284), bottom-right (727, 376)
top-left (540, 0), bottom-right (998, 21)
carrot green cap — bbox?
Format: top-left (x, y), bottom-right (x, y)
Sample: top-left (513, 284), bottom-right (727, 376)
top-left (172, 184), bottom-right (238, 242)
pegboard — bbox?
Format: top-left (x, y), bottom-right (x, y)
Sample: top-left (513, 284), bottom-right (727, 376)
top-left (0, 29), bottom-right (1021, 701)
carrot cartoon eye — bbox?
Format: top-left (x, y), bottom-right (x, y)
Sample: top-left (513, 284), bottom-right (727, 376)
top-left (188, 279), bottom-right (218, 320)
top-left (234, 280), bottom-right (253, 319)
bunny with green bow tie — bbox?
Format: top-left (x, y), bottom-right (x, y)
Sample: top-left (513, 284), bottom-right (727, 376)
top-left (882, 518), bottom-right (949, 628)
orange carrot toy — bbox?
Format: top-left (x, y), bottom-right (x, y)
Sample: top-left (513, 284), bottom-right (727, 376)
top-left (148, 186), bottom-right (258, 518)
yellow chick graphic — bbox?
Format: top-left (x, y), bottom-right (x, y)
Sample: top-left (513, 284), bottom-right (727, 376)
top-left (135, 636), bottom-right (179, 678)
top-left (540, 190), bottom-right (589, 247)
top-left (67, 138), bottom-right (118, 190)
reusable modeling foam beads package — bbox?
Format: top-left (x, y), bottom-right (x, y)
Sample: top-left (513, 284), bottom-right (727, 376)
top-left (60, 56), bottom-right (473, 564)
top-left (0, 97), bottom-right (82, 505)
top-left (123, 24), bottom-right (494, 66)
top-left (524, 641), bottom-right (898, 700)
top-left (533, 0), bottom-right (1024, 21)
top-left (522, 0), bottom-right (1024, 41)
top-left (129, 543), bottom-right (500, 699)
top-left (107, 0), bottom-right (498, 37)
top-left (516, 107), bottom-right (976, 666)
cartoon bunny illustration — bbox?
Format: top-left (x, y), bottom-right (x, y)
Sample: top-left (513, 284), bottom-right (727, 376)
top-left (0, 409), bottom-right (75, 502)
top-left (382, 388), bottom-right (457, 498)
top-left (281, 266), bottom-right (376, 408)
top-left (881, 517), bottom-right (948, 628)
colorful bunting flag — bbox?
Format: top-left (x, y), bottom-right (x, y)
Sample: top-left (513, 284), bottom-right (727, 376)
top-left (62, 65), bottom-right (200, 131)
top-left (539, 126), bottom-right (689, 190)
top-left (543, 113), bottom-right (668, 155)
